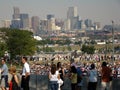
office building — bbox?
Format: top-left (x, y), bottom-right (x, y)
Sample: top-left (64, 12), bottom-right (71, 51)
top-left (31, 16), bottom-right (40, 34)
top-left (47, 17), bottom-right (56, 31)
top-left (94, 22), bottom-right (101, 30)
top-left (11, 19), bottom-right (21, 29)
top-left (47, 14), bottom-right (54, 20)
top-left (1, 20), bottom-right (11, 28)
top-left (81, 20), bottom-right (86, 30)
top-left (20, 14), bottom-right (29, 29)
top-left (85, 19), bottom-right (93, 28)
top-left (64, 19), bottom-right (71, 30)
top-left (12, 7), bottom-right (20, 19)
top-left (46, 14), bottom-right (56, 31)
top-left (67, 6), bottom-right (78, 19)
top-left (40, 19), bottom-right (48, 31)
top-left (67, 6), bottom-right (79, 30)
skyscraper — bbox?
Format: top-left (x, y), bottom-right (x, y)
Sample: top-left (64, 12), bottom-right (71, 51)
top-left (47, 14), bottom-right (54, 20)
top-left (13, 7), bottom-right (20, 19)
top-left (47, 17), bottom-right (56, 31)
top-left (46, 14), bottom-right (56, 31)
top-left (31, 16), bottom-right (40, 34)
top-left (85, 19), bottom-right (93, 28)
top-left (64, 19), bottom-right (71, 30)
top-left (11, 7), bottom-right (21, 29)
top-left (20, 14), bottom-right (29, 29)
top-left (11, 19), bottom-right (21, 29)
top-left (40, 19), bottom-right (48, 31)
top-left (67, 6), bottom-right (79, 30)
top-left (67, 7), bottom-right (78, 19)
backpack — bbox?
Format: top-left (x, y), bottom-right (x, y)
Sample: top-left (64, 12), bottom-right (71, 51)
top-left (77, 67), bottom-right (82, 83)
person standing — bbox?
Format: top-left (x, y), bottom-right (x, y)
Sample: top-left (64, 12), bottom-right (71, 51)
top-left (70, 65), bottom-right (77, 90)
top-left (21, 57), bottom-right (30, 90)
top-left (101, 62), bottom-right (112, 90)
top-left (117, 66), bottom-right (120, 78)
top-left (49, 64), bottom-right (60, 90)
top-left (0, 59), bottom-right (9, 90)
top-left (87, 63), bottom-right (98, 90)
top-left (57, 62), bottom-right (64, 90)
top-left (76, 65), bottom-right (82, 90)
top-left (9, 66), bottom-right (20, 90)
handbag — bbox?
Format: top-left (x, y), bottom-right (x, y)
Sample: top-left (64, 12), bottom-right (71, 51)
top-left (58, 78), bottom-right (63, 86)
top-left (9, 81), bottom-right (12, 90)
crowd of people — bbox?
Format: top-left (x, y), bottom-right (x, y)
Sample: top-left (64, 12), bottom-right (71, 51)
top-left (0, 54), bottom-right (120, 90)
top-left (39, 53), bottom-right (120, 62)
top-left (29, 56), bottom-right (120, 90)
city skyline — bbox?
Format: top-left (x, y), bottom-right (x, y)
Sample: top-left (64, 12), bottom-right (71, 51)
top-left (0, 0), bottom-right (120, 26)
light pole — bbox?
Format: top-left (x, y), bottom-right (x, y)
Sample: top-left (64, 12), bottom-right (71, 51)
top-left (104, 30), bottom-right (108, 60)
top-left (112, 21), bottom-right (114, 63)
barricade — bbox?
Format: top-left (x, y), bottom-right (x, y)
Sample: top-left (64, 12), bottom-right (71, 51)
top-left (29, 75), bottom-right (49, 90)
top-left (112, 78), bottom-right (120, 90)
top-left (29, 74), bottom-right (71, 90)
top-left (29, 75), bottom-right (120, 90)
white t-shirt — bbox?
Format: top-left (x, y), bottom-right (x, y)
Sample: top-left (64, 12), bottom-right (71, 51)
top-left (117, 67), bottom-right (120, 77)
top-left (0, 69), bottom-right (1, 79)
top-left (49, 71), bottom-right (59, 81)
top-left (88, 69), bottom-right (98, 82)
top-left (22, 62), bottom-right (30, 76)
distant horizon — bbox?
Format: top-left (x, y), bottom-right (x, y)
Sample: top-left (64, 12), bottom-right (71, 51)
top-left (0, 0), bottom-right (120, 26)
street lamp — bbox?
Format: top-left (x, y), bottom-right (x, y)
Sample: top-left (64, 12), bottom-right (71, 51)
top-left (103, 29), bottom-right (108, 60)
top-left (112, 21), bottom-right (114, 63)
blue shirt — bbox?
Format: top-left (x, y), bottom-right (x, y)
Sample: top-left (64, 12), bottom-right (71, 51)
top-left (1, 64), bottom-right (8, 76)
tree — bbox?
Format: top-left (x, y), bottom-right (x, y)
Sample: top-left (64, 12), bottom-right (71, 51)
top-left (64, 39), bottom-right (72, 45)
top-left (67, 46), bottom-right (72, 51)
top-left (81, 45), bottom-right (95, 54)
top-left (0, 28), bottom-right (9, 57)
top-left (0, 28), bottom-right (37, 59)
top-left (0, 42), bottom-right (8, 57)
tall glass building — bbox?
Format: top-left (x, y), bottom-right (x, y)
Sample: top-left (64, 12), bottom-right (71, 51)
top-left (67, 7), bottom-right (79, 30)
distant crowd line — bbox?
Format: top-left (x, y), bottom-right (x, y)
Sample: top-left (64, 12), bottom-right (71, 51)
top-left (30, 53), bottom-right (120, 62)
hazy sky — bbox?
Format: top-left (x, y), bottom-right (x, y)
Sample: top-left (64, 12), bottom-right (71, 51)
top-left (0, 0), bottom-right (120, 26)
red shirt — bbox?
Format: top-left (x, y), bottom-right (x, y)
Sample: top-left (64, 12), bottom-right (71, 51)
top-left (101, 66), bottom-right (112, 82)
